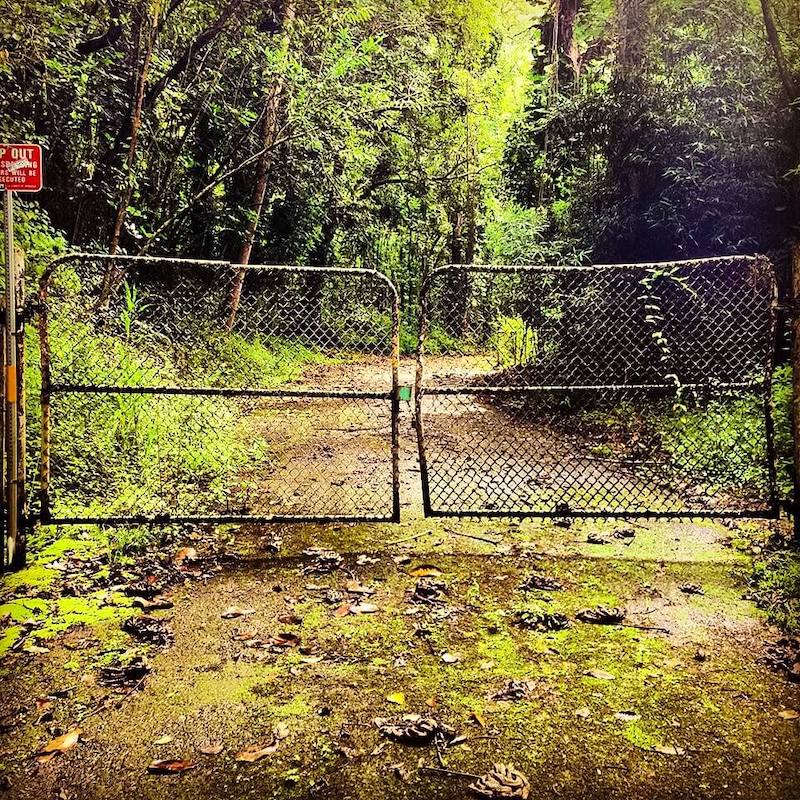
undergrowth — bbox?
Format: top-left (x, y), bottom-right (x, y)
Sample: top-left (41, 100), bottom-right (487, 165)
top-left (749, 548), bottom-right (800, 634)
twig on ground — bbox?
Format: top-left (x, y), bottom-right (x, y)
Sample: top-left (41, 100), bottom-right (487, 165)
top-left (619, 623), bottom-right (671, 634)
top-left (388, 531), bottom-right (429, 545)
top-left (445, 528), bottom-right (501, 545)
top-left (419, 766), bottom-right (481, 780)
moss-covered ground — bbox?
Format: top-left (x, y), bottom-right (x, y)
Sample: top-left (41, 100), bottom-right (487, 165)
top-left (1, 515), bottom-right (798, 800)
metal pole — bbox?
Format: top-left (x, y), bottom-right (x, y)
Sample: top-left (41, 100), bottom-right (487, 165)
top-left (3, 189), bottom-right (18, 567)
top-left (793, 244), bottom-right (800, 540)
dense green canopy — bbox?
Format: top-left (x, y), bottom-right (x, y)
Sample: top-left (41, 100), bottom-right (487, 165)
top-left (0, 0), bottom-right (797, 282)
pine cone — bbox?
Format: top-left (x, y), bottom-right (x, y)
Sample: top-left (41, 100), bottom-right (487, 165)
top-left (411, 577), bottom-right (447, 603)
top-left (519, 573), bottom-right (563, 592)
top-left (122, 615), bottom-right (173, 647)
top-left (514, 610), bottom-right (570, 632)
top-left (377, 715), bottom-right (454, 745)
top-left (469, 763), bottom-right (530, 799)
top-left (490, 679), bottom-right (535, 702)
top-left (575, 606), bottom-right (625, 625)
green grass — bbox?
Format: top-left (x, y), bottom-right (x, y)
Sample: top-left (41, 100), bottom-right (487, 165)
top-left (26, 268), bottom-right (330, 543)
top-left (749, 549), bottom-right (800, 633)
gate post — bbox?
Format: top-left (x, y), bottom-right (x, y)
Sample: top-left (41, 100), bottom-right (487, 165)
top-left (793, 243), bottom-right (800, 540)
top-left (2, 189), bottom-right (20, 568)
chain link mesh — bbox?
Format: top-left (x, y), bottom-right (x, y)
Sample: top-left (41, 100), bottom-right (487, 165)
top-left (38, 255), bottom-right (399, 523)
top-left (416, 257), bottom-right (778, 517)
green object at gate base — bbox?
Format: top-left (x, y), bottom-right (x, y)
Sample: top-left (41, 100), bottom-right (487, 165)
top-left (399, 386), bottom-right (412, 402)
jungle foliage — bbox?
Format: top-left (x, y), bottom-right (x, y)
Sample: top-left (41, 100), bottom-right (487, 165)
top-left (1, 0), bottom-right (796, 282)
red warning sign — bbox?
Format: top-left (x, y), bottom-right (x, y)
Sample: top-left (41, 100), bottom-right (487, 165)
top-left (0, 144), bottom-right (43, 192)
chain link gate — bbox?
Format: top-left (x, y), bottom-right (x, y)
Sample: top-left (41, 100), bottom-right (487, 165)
top-left (38, 254), bottom-right (400, 525)
top-left (415, 256), bottom-right (779, 519)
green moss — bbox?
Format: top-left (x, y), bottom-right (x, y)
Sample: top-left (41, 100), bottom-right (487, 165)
top-left (0, 626), bottom-right (22, 656)
top-left (2, 564), bottom-right (57, 591)
top-left (273, 694), bottom-right (313, 718)
top-left (0, 598), bottom-right (49, 621)
top-left (620, 721), bottom-right (667, 750)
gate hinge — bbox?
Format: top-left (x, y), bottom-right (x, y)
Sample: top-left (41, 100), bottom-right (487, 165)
top-left (18, 300), bottom-right (44, 324)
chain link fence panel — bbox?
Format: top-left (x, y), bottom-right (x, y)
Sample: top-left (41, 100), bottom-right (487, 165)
top-left (416, 257), bottom-right (779, 517)
top-left (37, 254), bottom-right (400, 524)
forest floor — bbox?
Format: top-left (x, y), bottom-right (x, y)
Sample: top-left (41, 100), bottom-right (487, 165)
top-left (1, 360), bottom-right (799, 799)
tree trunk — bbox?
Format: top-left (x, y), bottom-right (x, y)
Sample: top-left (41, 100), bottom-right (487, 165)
top-left (108, 10), bottom-right (156, 256)
top-left (97, 7), bottom-right (157, 307)
top-left (227, 0), bottom-right (297, 330)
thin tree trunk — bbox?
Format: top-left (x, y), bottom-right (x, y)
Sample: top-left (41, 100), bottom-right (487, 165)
top-left (227, 0), bottom-right (297, 330)
top-left (97, 8), bottom-right (157, 307)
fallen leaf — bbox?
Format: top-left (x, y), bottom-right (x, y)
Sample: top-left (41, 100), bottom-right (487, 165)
top-left (133, 597), bottom-right (174, 612)
top-left (409, 564), bottom-right (442, 578)
top-left (334, 603), bottom-right (352, 617)
top-left (174, 546), bottom-right (198, 566)
top-left (386, 692), bottom-right (406, 706)
top-left (614, 710), bottom-right (640, 722)
top-left (652, 744), bottom-right (685, 756)
top-left (234, 742), bottom-right (279, 762)
top-left (147, 759), bottom-right (197, 774)
top-left (198, 742), bottom-right (224, 755)
top-left (153, 735), bottom-right (174, 746)
top-left (221, 606), bottom-right (255, 619)
top-left (575, 707), bottom-right (591, 718)
top-left (299, 655), bottom-right (324, 664)
top-left (584, 669), bottom-right (615, 680)
top-left (350, 602), bottom-right (379, 614)
top-left (441, 652), bottom-right (461, 664)
top-left (778, 709), bottom-right (799, 720)
top-left (470, 711), bottom-right (487, 728)
top-left (575, 606), bottom-right (626, 625)
top-left (345, 580), bottom-right (375, 596)
top-left (38, 727), bottom-right (82, 758)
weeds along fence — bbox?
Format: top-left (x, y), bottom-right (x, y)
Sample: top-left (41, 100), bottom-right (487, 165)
top-left (35, 254), bottom-right (400, 525)
top-left (415, 256), bottom-right (783, 518)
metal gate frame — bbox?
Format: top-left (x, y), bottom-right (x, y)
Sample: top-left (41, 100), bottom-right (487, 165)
top-left (37, 253), bottom-right (400, 526)
top-left (415, 257), bottom-right (780, 520)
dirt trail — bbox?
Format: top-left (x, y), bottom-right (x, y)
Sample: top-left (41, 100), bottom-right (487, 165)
top-left (1, 359), bottom-right (798, 800)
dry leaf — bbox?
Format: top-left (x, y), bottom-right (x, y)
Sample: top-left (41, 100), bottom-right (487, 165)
top-left (174, 546), bottom-right (198, 566)
top-left (38, 727), bottom-right (81, 757)
top-left (441, 652), bottom-right (460, 664)
top-left (235, 742), bottom-right (279, 762)
top-left (387, 692), bottom-right (406, 705)
top-left (584, 669), bottom-right (615, 680)
top-left (652, 744), bottom-right (685, 756)
top-left (334, 603), bottom-right (352, 617)
top-left (350, 602), bottom-right (379, 614)
top-left (221, 606), bottom-right (255, 619)
top-left (409, 564), bottom-right (442, 578)
top-left (345, 580), bottom-right (375, 595)
top-left (614, 710), bottom-right (640, 722)
top-left (575, 707), bottom-right (591, 718)
top-left (198, 742), bottom-right (224, 755)
top-left (147, 759), bottom-right (197, 774)
top-left (299, 655), bottom-right (324, 664)
top-left (470, 711), bottom-right (487, 728)
top-left (153, 735), bottom-right (173, 746)
top-left (778, 709), bottom-right (799, 720)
